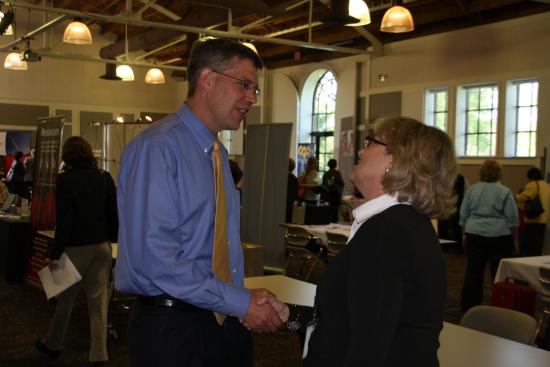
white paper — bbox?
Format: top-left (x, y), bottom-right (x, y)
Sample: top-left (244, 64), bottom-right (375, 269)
top-left (38, 253), bottom-right (82, 299)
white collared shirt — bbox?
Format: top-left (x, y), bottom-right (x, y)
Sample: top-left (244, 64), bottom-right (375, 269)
top-left (348, 193), bottom-right (408, 242)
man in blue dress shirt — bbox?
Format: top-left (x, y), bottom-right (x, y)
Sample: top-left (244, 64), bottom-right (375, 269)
top-left (115, 38), bottom-right (285, 367)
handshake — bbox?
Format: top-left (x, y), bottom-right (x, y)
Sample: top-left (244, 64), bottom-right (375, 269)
top-left (241, 288), bottom-right (290, 333)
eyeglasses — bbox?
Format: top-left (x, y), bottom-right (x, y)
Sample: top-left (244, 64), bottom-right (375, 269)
top-left (212, 70), bottom-right (261, 97)
top-left (362, 136), bottom-right (387, 150)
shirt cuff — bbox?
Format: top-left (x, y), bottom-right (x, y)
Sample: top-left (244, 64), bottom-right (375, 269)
top-left (223, 284), bottom-right (251, 320)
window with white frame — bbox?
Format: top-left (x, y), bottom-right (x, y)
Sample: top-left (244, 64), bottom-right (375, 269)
top-left (455, 83), bottom-right (498, 157)
top-left (424, 88), bottom-right (448, 131)
top-left (311, 71), bottom-right (337, 175)
top-left (504, 79), bottom-right (539, 157)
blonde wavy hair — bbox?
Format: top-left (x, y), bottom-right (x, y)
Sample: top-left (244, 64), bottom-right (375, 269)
top-left (376, 117), bottom-right (458, 219)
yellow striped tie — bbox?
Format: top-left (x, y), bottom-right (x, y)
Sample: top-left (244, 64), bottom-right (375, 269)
top-left (212, 140), bottom-right (232, 325)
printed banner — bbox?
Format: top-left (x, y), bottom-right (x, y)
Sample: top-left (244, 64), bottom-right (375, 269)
top-left (297, 143), bottom-right (314, 177)
top-left (0, 132), bottom-right (6, 156)
top-left (31, 116), bottom-right (64, 230)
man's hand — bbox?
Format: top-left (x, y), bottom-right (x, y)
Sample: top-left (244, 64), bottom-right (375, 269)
top-left (242, 288), bottom-right (284, 333)
top-left (260, 294), bottom-right (289, 323)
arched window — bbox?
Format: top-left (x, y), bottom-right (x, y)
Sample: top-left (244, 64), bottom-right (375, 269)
top-left (311, 71), bottom-right (337, 174)
top-left (298, 69), bottom-right (337, 176)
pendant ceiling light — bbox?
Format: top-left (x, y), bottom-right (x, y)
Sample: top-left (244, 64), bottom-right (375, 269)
top-left (380, 3), bottom-right (414, 33)
top-left (63, 19), bottom-right (92, 44)
top-left (145, 68), bottom-right (165, 84)
top-left (116, 24), bottom-right (134, 81)
top-left (116, 64), bottom-right (134, 81)
top-left (346, 0), bottom-right (371, 27)
top-left (4, 50), bottom-right (27, 70)
top-left (242, 42), bottom-right (259, 55)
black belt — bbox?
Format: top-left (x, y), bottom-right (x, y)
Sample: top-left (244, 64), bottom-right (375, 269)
top-left (137, 295), bottom-right (202, 312)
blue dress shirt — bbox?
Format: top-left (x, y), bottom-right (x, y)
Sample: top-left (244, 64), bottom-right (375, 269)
top-left (114, 103), bottom-right (250, 319)
top-left (459, 181), bottom-right (519, 237)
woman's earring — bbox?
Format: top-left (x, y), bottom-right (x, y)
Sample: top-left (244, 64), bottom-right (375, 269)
top-left (385, 167), bottom-right (390, 173)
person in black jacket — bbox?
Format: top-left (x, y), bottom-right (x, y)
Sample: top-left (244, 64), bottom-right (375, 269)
top-left (7, 150), bottom-right (26, 197)
top-left (35, 136), bottom-right (118, 366)
top-left (276, 117), bottom-right (457, 367)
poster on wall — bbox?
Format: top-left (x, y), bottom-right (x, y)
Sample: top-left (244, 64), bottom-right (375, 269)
top-left (0, 131), bottom-right (32, 173)
top-left (31, 116), bottom-right (64, 230)
top-left (339, 117), bottom-right (356, 195)
top-left (297, 143), bottom-right (314, 177)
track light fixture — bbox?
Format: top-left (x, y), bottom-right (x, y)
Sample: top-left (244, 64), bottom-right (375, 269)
top-left (0, 7), bottom-right (14, 35)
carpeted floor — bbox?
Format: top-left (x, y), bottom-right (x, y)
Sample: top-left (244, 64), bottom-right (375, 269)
top-left (0, 247), bottom-right (482, 367)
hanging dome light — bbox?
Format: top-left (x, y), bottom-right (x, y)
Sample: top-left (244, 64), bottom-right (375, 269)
top-left (380, 5), bottom-right (414, 33)
top-left (4, 51), bottom-right (27, 70)
top-left (241, 42), bottom-right (258, 55)
top-left (145, 68), bottom-right (165, 84)
top-left (63, 19), bottom-right (92, 44)
top-left (116, 64), bottom-right (134, 81)
top-left (346, 0), bottom-right (371, 27)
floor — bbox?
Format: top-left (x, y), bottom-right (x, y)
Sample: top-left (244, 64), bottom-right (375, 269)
top-left (0, 248), bottom-right (484, 367)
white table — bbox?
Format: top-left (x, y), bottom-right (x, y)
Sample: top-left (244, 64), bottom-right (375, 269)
top-left (494, 255), bottom-right (550, 293)
top-left (439, 322), bottom-right (550, 367)
top-left (244, 275), bottom-right (316, 307)
top-left (244, 275), bottom-right (550, 366)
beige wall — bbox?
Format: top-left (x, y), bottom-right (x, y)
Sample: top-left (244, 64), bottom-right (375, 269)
top-left (266, 12), bottom-right (550, 171)
top-left (0, 26), bottom-right (181, 134)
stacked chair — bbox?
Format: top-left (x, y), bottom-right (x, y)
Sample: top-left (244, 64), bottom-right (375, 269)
top-left (283, 225), bottom-right (320, 282)
top-left (325, 231), bottom-right (348, 263)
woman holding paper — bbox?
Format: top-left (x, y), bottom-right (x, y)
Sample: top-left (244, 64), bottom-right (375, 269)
top-left (286, 117), bottom-right (457, 367)
top-left (35, 136), bottom-right (118, 366)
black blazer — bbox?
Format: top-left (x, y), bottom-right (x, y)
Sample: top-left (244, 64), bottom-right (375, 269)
top-left (304, 204), bottom-right (447, 367)
top-left (50, 163), bottom-right (118, 260)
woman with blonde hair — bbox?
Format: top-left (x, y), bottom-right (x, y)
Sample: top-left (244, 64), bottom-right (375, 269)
top-left (299, 156), bottom-right (320, 203)
top-left (280, 117), bottom-right (457, 367)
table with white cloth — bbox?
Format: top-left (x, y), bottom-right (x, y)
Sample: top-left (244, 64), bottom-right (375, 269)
top-left (244, 275), bottom-right (550, 367)
top-left (494, 255), bottom-right (550, 293)
top-left (298, 223), bottom-right (351, 245)
top-left (288, 223), bottom-right (452, 248)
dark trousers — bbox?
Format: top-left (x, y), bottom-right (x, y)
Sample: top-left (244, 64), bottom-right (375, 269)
top-left (328, 197), bottom-right (341, 224)
top-left (128, 299), bottom-right (252, 367)
top-left (460, 233), bottom-right (514, 312)
top-left (521, 223), bottom-right (546, 257)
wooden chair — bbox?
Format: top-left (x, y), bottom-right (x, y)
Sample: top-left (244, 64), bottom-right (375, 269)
top-left (460, 305), bottom-right (537, 345)
top-left (283, 225), bottom-right (320, 281)
top-left (325, 231), bottom-right (348, 263)
top-left (337, 202), bottom-right (353, 224)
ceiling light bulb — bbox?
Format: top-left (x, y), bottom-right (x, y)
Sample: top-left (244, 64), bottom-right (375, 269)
top-left (380, 5), bottom-right (414, 33)
top-left (242, 42), bottom-right (259, 55)
top-left (63, 20), bottom-right (92, 44)
top-left (4, 52), bottom-right (27, 70)
top-left (346, 0), bottom-right (371, 27)
top-left (116, 116), bottom-right (124, 123)
top-left (116, 64), bottom-right (134, 81)
top-left (145, 68), bottom-right (165, 84)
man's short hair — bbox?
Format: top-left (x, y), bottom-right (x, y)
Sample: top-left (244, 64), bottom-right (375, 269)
top-left (186, 38), bottom-right (263, 98)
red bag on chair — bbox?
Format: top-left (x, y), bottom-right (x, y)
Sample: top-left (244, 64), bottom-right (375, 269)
top-left (490, 277), bottom-right (537, 316)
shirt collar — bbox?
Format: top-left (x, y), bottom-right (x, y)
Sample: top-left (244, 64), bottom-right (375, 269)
top-left (353, 193), bottom-right (401, 224)
top-left (348, 193), bottom-right (405, 241)
top-left (176, 103), bottom-right (218, 153)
